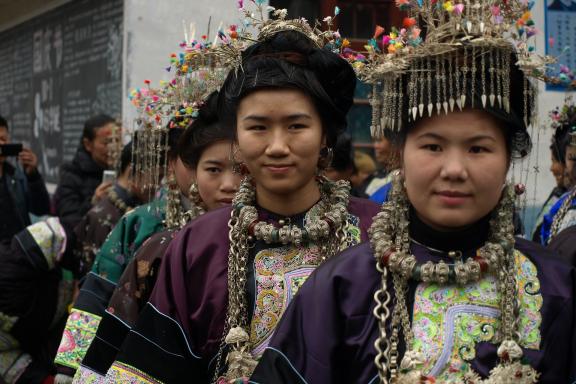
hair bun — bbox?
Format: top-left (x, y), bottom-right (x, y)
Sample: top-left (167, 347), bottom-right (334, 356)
top-left (307, 48), bottom-right (356, 118)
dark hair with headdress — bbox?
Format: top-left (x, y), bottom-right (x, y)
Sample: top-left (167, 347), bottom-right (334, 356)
top-left (219, 30), bottom-right (356, 147)
top-left (178, 91), bottom-right (232, 169)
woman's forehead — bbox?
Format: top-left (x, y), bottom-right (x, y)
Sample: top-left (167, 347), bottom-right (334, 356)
top-left (408, 110), bottom-right (504, 140)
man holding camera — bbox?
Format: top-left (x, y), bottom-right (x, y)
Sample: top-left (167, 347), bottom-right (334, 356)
top-left (0, 115), bottom-right (50, 247)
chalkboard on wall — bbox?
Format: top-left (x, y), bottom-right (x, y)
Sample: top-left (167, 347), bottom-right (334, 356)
top-left (0, 0), bottom-right (123, 183)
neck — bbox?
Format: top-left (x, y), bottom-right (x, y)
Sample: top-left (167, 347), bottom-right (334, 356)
top-left (116, 174), bottom-right (130, 190)
top-left (256, 178), bottom-right (321, 216)
top-left (410, 208), bottom-right (490, 252)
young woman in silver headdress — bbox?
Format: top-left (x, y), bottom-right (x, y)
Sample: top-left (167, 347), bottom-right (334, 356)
top-left (101, 12), bottom-right (380, 383)
top-left (251, 1), bottom-right (575, 383)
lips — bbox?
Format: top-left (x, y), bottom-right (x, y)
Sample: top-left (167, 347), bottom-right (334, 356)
top-left (218, 198), bottom-right (233, 205)
top-left (263, 164), bottom-right (294, 174)
top-left (436, 190), bottom-right (471, 198)
top-left (434, 190), bottom-right (472, 206)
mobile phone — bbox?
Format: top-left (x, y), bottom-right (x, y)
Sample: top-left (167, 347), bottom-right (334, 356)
top-left (0, 143), bottom-right (23, 156)
top-left (102, 170), bottom-right (117, 184)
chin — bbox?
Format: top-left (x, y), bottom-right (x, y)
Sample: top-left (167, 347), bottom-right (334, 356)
top-left (260, 179), bottom-right (305, 195)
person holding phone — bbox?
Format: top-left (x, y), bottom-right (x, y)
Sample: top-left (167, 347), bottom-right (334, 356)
top-left (0, 115), bottom-right (50, 247)
top-left (53, 114), bottom-right (117, 235)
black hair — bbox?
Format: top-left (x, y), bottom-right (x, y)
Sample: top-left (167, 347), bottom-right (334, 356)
top-left (119, 142), bottom-right (133, 174)
top-left (178, 91), bottom-right (233, 169)
top-left (551, 125), bottom-right (570, 163)
top-left (167, 127), bottom-right (184, 160)
top-left (330, 133), bottom-right (354, 172)
top-left (219, 30), bottom-right (357, 147)
top-left (82, 114), bottom-right (115, 141)
top-left (0, 115), bottom-right (7, 130)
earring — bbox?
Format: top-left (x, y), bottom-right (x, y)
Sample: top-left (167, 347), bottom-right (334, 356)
top-left (318, 147), bottom-right (334, 170)
top-left (230, 145), bottom-right (249, 175)
top-left (188, 182), bottom-right (206, 218)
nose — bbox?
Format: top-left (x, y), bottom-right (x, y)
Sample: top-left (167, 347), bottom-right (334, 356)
top-left (439, 150), bottom-right (468, 181)
top-left (221, 170), bottom-right (240, 194)
top-left (265, 129), bottom-right (290, 158)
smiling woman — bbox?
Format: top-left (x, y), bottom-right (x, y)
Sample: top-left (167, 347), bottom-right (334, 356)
top-left (101, 18), bottom-right (380, 384)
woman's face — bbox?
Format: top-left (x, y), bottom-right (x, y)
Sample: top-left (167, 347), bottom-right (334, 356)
top-left (550, 152), bottom-right (565, 188)
top-left (196, 140), bottom-right (241, 210)
top-left (236, 88), bottom-right (324, 197)
top-left (403, 110), bottom-right (509, 231)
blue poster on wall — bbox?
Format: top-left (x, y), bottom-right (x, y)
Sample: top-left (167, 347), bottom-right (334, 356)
top-left (545, 0), bottom-right (576, 90)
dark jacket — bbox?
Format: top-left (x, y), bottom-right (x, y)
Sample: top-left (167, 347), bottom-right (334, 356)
top-left (53, 147), bottom-right (105, 233)
top-left (0, 161), bottom-right (50, 245)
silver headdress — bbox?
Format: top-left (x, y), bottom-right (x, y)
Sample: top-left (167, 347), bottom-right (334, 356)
top-left (348, 1), bottom-right (556, 139)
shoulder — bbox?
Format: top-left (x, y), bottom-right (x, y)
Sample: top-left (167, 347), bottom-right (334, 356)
top-left (514, 237), bottom-right (574, 299)
top-left (179, 205), bottom-right (232, 235)
top-left (304, 242), bottom-right (379, 307)
top-left (165, 206), bottom-right (232, 266)
top-left (348, 196), bottom-right (380, 216)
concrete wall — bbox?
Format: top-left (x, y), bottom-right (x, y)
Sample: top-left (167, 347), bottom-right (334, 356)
top-left (121, 0), bottom-right (241, 126)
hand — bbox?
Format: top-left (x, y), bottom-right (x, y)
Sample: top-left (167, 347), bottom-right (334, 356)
top-left (18, 148), bottom-right (38, 175)
top-left (91, 181), bottom-right (112, 205)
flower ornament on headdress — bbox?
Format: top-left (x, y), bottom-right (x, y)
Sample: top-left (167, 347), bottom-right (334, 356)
top-left (349, 0), bottom-right (557, 138)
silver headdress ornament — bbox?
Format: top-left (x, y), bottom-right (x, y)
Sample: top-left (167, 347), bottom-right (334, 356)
top-left (213, 0), bottom-right (346, 70)
top-left (128, 28), bottom-right (230, 200)
top-left (346, 0), bottom-right (557, 139)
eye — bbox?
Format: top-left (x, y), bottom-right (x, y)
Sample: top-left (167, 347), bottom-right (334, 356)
top-left (288, 123), bottom-right (307, 130)
top-left (469, 146), bottom-right (490, 154)
top-left (422, 144), bottom-right (442, 152)
top-left (206, 167), bottom-right (222, 174)
top-left (568, 155), bottom-right (576, 162)
top-left (246, 125), bottom-right (266, 131)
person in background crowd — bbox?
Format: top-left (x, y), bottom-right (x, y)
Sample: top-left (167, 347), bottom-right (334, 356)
top-left (73, 141), bottom-right (144, 277)
top-left (53, 114), bottom-right (116, 234)
top-left (0, 115), bottom-right (50, 247)
top-left (548, 157), bottom-right (576, 267)
top-left (540, 102), bottom-right (576, 246)
top-left (350, 151), bottom-right (376, 191)
top-left (532, 105), bottom-right (572, 242)
top-left (0, 217), bottom-right (73, 384)
top-left (72, 91), bottom-right (241, 383)
top-left (323, 133), bottom-right (355, 183)
top-left (358, 134), bottom-right (397, 197)
top-left (54, 127), bottom-right (189, 380)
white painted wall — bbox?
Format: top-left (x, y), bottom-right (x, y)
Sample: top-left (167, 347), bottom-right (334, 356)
top-left (121, 0), bottom-right (242, 127)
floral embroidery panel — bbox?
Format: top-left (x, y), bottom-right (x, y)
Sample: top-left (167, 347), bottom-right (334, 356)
top-left (54, 309), bottom-right (102, 370)
top-left (249, 213), bottom-right (362, 358)
top-left (411, 250), bottom-right (542, 381)
top-left (105, 361), bottom-right (163, 384)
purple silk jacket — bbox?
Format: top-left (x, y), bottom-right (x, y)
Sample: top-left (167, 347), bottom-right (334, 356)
top-left (109, 197), bottom-right (380, 383)
top-left (251, 239), bottom-right (576, 383)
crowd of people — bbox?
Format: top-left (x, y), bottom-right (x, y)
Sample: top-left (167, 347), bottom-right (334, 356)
top-left (0, 0), bottom-right (575, 383)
